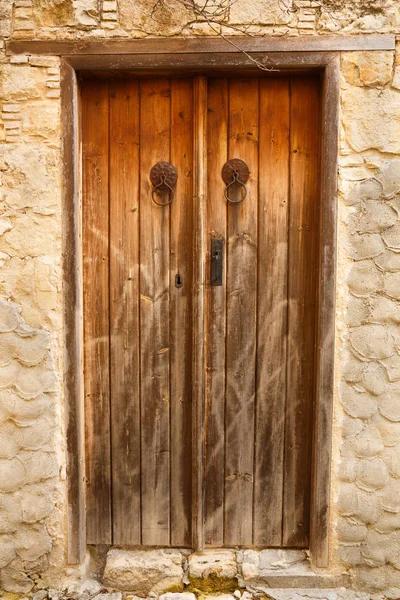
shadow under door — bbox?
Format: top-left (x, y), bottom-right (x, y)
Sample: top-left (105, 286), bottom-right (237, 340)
top-left (81, 73), bottom-right (320, 549)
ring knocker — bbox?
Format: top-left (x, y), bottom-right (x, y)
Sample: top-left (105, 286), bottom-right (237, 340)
top-left (222, 158), bottom-right (250, 204)
top-left (150, 161), bottom-right (177, 206)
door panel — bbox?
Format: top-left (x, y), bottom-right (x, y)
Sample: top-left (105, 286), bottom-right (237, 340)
top-left (82, 74), bottom-right (320, 548)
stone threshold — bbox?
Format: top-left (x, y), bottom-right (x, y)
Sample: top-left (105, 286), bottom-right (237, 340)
top-left (102, 548), bottom-right (350, 595)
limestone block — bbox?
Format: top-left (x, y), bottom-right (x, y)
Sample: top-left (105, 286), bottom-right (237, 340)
top-left (345, 296), bottom-right (367, 327)
top-left (0, 457), bottom-right (26, 492)
top-left (0, 65), bottom-right (47, 100)
top-left (379, 383), bottom-right (400, 421)
top-left (160, 594), bottom-right (196, 600)
top-left (337, 518), bottom-right (367, 544)
top-left (358, 363), bottom-right (387, 396)
top-left (229, 0), bottom-right (293, 25)
top-left (188, 550), bottom-right (237, 591)
top-left (347, 233), bottom-right (384, 260)
top-left (347, 260), bottom-right (382, 296)
top-left (93, 594), bottom-right (122, 600)
top-left (73, 0), bottom-right (99, 26)
top-left (12, 393), bottom-right (52, 424)
top-left (393, 66), bottom-right (400, 90)
top-left (381, 479), bottom-right (400, 512)
top-left (0, 213), bottom-right (60, 259)
top-left (355, 458), bottom-right (389, 491)
top-left (20, 484), bottom-right (55, 523)
top-left (341, 51), bottom-right (394, 87)
top-left (0, 534), bottom-right (16, 568)
top-left (341, 415), bottom-right (363, 438)
top-left (118, 0), bottom-right (192, 35)
top-left (373, 414), bottom-right (400, 446)
top-left (339, 383), bottom-right (377, 420)
top-left (0, 359), bottom-right (55, 399)
top-left (375, 512), bottom-right (400, 534)
top-left (383, 222), bottom-right (400, 251)
top-left (0, 331), bottom-right (49, 366)
top-left (19, 451), bottom-right (58, 483)
top-left (350, 324), bottom-right (394, 360)
top-left (369, 297), bottom-right (400, 325)
top-left (0, 421), bottom-right (20, 458)
top-left (343, 356), bottom-right (365, 383)
top-left (14, 524), bottom-right (52, 561)
top-left (383, 446), bottom-right (400, 478)
top-left (376, 159), bottom-right (400, 198)
top-left (103, 548), bottom-right (184, 594)
top-left (355, 427), bottom-right (384, 458)
top-left (0, 492), bottom-right (21, 534)
top-left (345, 178), bottom-right (383, 206)
top-left (350, 200), bottom-right (397, 234)
top-left (337, 457), bottom-right (357, 483)
top-left (241, 549), bottom-right (307, 582)
top-left (0, 563), bottom-right (34, 593)
top-left (342, 88), bottom-right (400, 154)
top-left (375, 249), bottom-right (400, 271)
top-left (338, 544), bottom-right (363, 567)
top-left (0, 299), bottom-right (22, 333)
top-left (384, 272), bottom-right (400, 300)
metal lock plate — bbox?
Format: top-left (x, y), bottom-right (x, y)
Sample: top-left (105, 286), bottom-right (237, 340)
top-left (150, 161), bottom-right (178, 189)
top-left (221, 158), bottom-right (250, 185)
top-left (211, 238), bottom-right (224, 286)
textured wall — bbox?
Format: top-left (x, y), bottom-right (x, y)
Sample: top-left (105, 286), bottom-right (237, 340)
top-left (0, 0), bottom-right (400, 595)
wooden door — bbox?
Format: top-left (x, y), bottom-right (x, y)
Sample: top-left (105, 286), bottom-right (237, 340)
top-left (81, 74), bottom-right (320, 548)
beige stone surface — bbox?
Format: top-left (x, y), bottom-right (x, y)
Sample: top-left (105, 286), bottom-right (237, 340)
top-left (103, 549), bottom-right (184, 594)
top-left (0, 0), bottom-right (399, 597)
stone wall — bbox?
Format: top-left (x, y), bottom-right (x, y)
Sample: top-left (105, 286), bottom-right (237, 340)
top-left (0, 0), bottom-right (400, 597)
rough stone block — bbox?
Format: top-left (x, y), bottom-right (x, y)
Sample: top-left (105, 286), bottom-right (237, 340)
top-left (104, 549), bottom-right (184, 594)
top-left (160, 594), bottom-right (196, 600)
top-left (188, 550), bottom-right (237, 592)
top-left (342, 51), bottom-right (394, 87)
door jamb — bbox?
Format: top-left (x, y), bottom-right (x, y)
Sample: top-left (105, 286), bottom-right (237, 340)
top-left (59, 48), bottom-right (340, 568)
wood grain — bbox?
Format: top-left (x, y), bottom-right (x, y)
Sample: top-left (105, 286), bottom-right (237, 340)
top-left (170, 78), bottom-right (194, 547)
top-left (253, 78), bottom-right (290, 546)
top-left (192, 75), bottom-right (208, 549)
top-left (224, 78), bottom-right (259, 546)
top-left (8, 34), bottom-right (395, 56)
top-left (139, 79), bottom-right (171, 546)
top-left (61, 58), bottom-right (86, 564)
top-left (204, 77), bottom-right (228, 546)
top-left (81, 79), bottom-right (111, 544)
top-left (283, 76), bottom-right (320, 547)
top-left (109, 79), bottom-right (141, 545)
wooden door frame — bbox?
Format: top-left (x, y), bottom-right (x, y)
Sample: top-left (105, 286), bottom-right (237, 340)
top-left (7, 33), bottom-right (388, 568)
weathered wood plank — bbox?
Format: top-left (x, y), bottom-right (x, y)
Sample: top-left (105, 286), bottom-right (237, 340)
top-left (61, 58), bottom-right (86, 564)
top-left (310, 55), bottom-right (339, 568)
top-left (204, 77), bottom-right (228, 547)
top-left (224, 78), bottom-right (259, 546)
top-left (7, 34), bottom-right (395, 56)
top-left (253, 78), bottom-right (290, 546)
top-left (192, 75), bottom-right (208, 550)
top-left (81, 79), bottom-right (111, 544)
top-left (284, 76), bottom-right (320, 547)
top-left (109, 79), bottom-right (141, 545)
top-left (170, 78), bottom-right (194, 547)
top-left (139, 79), bottom-right (171, 546)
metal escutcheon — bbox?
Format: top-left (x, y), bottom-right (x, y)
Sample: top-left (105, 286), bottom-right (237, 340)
top-left (150, 161), bottom-right (178, 206)
top-left (221, 158), bottom-right (249, 204)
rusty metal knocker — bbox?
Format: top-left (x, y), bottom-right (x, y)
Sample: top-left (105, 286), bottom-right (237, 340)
top-left (222, 158), bottom-right (250, 204)
top-left (150, 161), bottom-right (177, 206)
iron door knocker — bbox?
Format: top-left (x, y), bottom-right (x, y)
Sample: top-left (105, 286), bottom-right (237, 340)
top-left (150, 161), bottom-right (178, 206)
top-left (221, 158), bottom-right (250, 204)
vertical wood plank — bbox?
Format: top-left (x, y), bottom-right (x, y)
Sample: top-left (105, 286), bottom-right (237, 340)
top-left (61, 59), bottom-right (86, 564)
top-left (81, 79), bottom-right (111, 544)
top-left (224, 78), bottom-right (259, 546)
top-left (109, 79), bottom-right (141, 545)
top-left (170, 78), bottom-right (194, 547)
top-left (284, 76), bottom-right (320, 547)
top-left (192, 75), bottom-right (207, 550)
top-left (140, 78), bottom-right (171, 546)
top-left (204, 77), bottom-right (228, 547)
top-left (310, 57), bottom-right (339, 568)
top-left (253, 78), bottom-right (290, 546)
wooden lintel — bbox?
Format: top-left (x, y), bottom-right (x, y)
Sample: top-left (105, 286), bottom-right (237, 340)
top-left (7, 33), bottom-right (395, 57)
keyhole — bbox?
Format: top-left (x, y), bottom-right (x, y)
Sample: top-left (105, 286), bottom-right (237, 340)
top-left (175, 273), bottom-right (183, 288)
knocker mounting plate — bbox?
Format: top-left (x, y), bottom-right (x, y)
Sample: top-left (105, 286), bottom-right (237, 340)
top-left (150, 161), bottom-right (177, 206)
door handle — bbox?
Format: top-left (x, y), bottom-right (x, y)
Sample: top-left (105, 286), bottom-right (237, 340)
top-left (210, 239), bottom-right (223, 286)
top-left (221, 158), bottom-right (249, 204)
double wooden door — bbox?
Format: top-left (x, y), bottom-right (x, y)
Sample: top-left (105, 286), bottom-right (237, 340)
top-left (81, 73), bottom-right (320, 549)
